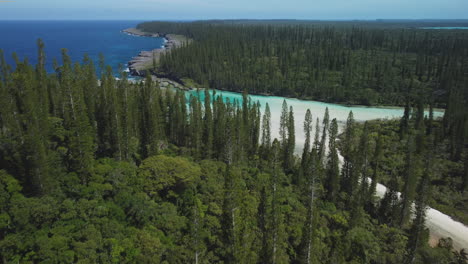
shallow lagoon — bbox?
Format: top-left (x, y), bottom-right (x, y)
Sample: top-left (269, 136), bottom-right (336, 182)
top-left (186, 88), bottom-right (444, 153)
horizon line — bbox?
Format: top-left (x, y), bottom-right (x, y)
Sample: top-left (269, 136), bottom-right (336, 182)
top-left (1, 18), bottom-right (468, 21)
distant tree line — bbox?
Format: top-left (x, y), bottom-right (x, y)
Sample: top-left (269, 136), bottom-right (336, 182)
top-left (138, 21), bottom-right (468, 107)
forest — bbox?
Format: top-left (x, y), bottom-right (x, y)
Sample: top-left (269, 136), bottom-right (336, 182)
top-left (138, 20), bottom-right (468, 107)
top-left (0, 38), bottom-right (467, 263)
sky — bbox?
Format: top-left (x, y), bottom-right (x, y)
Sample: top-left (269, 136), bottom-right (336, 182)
top-left (0, 0), bottom-right (467, 20)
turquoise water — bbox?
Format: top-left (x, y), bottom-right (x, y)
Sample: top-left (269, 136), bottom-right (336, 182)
top-left (186, 89), bottom-right (444, 153)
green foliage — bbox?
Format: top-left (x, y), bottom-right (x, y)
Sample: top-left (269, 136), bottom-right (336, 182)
top-left (0, 38), bottom-right (466, 263)
top-left (139, 155), bottom-right (201, 200)
top-left (361, 119), bottom-right (468, 227)
top-left (140, 21), bottom-right (468, 107)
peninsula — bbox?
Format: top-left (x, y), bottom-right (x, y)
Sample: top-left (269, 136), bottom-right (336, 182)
top-left (123, 28), bottom-right (190, 77)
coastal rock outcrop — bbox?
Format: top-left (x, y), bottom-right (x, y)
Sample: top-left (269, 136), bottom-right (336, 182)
top-left (124, 28), bottom-right (187, 77)
top-left (122, 28), bottom-right (160, 37)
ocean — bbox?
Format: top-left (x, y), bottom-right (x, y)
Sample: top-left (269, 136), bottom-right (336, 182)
top-left (0, 20), bottom-right (165, 75)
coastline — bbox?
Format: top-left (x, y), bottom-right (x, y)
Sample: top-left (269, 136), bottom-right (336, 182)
top-left (123, 28), bottom-right (445, 113)
top-left (122, 28), bottom-right (161, 37)
top-left (123, 28), bottom-right (189, 77)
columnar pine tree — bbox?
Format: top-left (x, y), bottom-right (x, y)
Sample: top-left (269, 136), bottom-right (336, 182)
top-left (325, 119), bottom-right (340, 202)
top-left (261, 103), bottom-right (272, 156)
top-left (319, 108), bottom-right (330, 162)
top-left (269, 139), bottom-right (288, 264)
top-left (368, 134), bottom-right (383, 212)
top-left (358, 122), bottom-right (370, 201)
top-left (35, 39), bottom-right (49, 120)
top-left (301, 109), bottom-right (313, 172)
top-left (249, 102), bottom-right (261, 156)
top-left (405, 145), bottom-right (433, 264)
top-left (349, 122), bottom-right (370, 226)
top-left (224, 99), bottom-right (234, 164)
top-left (16, 58), bottom-right (49, 194)
top-left (279, 100), bottom-right (289, 166)
top-left (138, 75), bottom-right (162, 158)
top-left (185, 187), bottom-right (206, 264)
top-left (221, 166), bottom-right (238, 263)
top-left (342, 111), bottom-right (356, 194)
top-left (400, 137), bottom-right (420, 228)
top-left (400, 100), bottom-right (411, 138)
top-left (298, 114), bottom-right (319, 264)
top-left (214, 95), bottom-right (227, 160)
top-left (313, 118), bottom-right (321, 153)
top-left (285, 106), bottom-right (296, 172)
top-left (190, 95), bottom-right (203, 159)
top-left (59, 49), bottom-right (95, 184)
top-left (116, 71), bottom-right (136, 161)
top-left (258, 186), bottom-right (270, 263)
top-left (82, 55), bottom-right (98, 137)
top-left (204, 89), bottom-right (214, 159)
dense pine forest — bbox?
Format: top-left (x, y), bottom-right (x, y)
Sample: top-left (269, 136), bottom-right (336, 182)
top-left (138, 20), bottom-right (468, 107)
top-left (0, 37), bottom-right (467, 263)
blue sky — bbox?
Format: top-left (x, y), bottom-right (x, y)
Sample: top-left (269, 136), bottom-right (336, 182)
top-left (0, 0), bottom-right (467, 20)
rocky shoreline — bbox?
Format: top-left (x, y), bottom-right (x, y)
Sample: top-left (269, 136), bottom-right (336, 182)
top-left (122, 28), bottom-right (160, 38)
top-left (123, 28), bottom-right (187, 77)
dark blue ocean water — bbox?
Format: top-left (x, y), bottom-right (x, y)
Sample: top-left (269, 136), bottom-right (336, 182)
top-left (0, 20), bottom-right (164, 75)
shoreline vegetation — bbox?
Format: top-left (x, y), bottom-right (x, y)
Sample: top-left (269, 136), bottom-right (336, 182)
top-left (123, 28), bottom-right (448, 114)
top-left (122, 28), bottom-right (191, 78)
top-left (122, 28), bottom-right (445, 112)
top-left (123, 28), bottom-right (445, 112)
top-left (134, 20), bottom-right (468, 110)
